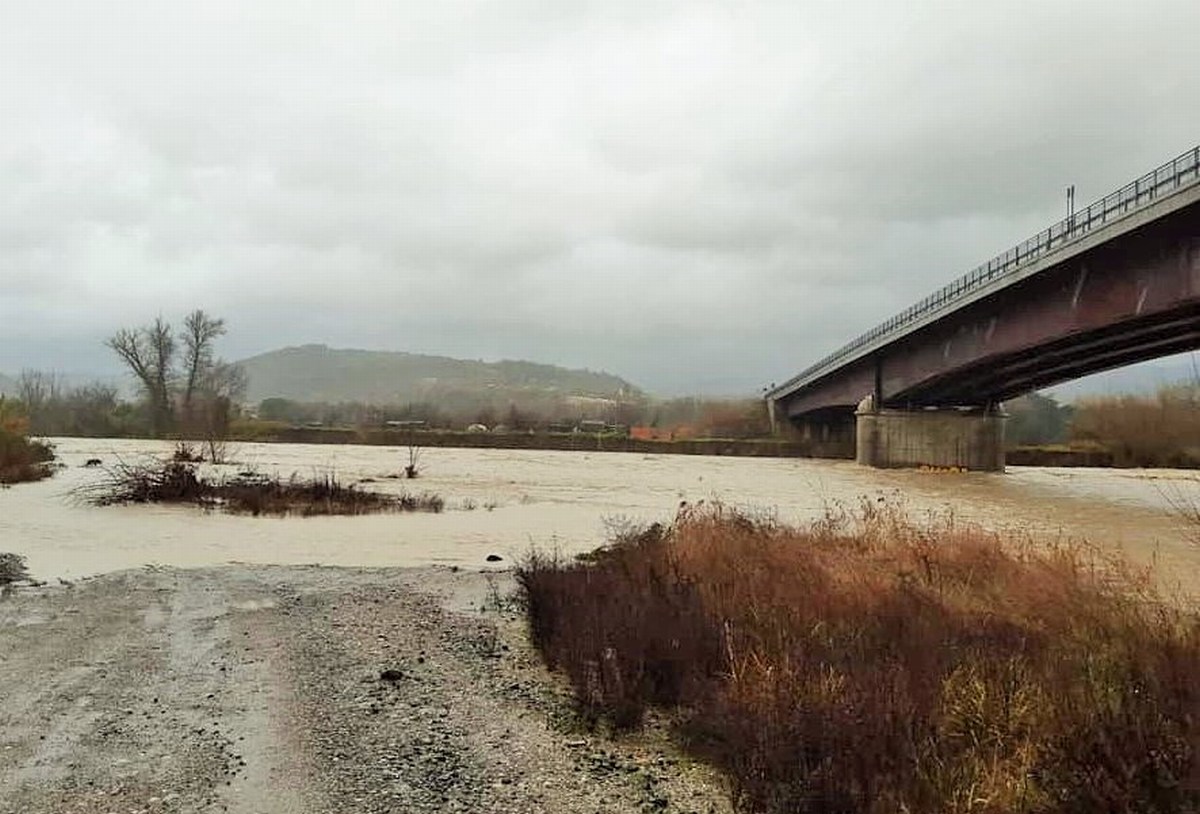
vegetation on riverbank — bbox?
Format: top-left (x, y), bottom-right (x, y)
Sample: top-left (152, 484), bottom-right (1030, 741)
top-left (224, 422), bottom-right (844, 458)
top-left (1069, 384), bottom-right (1200, 467)
top-left (1005, 442), bottom-right (1116, 467)
top-left (991, 386), bottom-right (1200, 468)
top-left (0, 399), bottom-right (54, 485)
top-left (76, 459), bottom-right (444, 516)
top-left (518, 501), bottom-right (1200, 813)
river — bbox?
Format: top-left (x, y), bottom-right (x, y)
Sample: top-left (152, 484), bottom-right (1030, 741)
top-left (3, 437), bottom-right (1198, 591)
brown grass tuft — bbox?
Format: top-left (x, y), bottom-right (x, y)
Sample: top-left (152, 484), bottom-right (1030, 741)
top-left (518, 499), bottom-right (1200, 813)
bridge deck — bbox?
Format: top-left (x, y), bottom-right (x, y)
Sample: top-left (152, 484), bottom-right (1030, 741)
top-left (768, 145), bottom-right (1200, 404)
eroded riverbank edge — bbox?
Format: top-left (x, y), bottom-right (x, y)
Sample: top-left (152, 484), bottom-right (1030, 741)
top-left (0, 564), bottom-right (733, 814)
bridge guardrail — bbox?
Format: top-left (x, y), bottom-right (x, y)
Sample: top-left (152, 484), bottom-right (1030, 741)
top-left (773, 144), bottom-right (1200, 397)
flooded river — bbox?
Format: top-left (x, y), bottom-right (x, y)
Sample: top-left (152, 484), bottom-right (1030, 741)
top-left (3, 437), bottom-right (1199, 588)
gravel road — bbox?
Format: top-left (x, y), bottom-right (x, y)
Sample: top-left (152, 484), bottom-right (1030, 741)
top-left (0, 565), bottom-right (732, 814)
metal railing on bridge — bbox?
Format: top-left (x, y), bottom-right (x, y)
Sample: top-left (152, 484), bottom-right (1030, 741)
top-left (771, 144), bottom-right (1200, 398)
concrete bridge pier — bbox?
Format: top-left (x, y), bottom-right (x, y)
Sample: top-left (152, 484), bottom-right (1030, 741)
top-left (855, 400), bottom-right (1007, 471)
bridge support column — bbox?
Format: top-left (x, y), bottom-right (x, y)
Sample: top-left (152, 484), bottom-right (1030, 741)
top-left (855, 405), bottom-right (1006, 472)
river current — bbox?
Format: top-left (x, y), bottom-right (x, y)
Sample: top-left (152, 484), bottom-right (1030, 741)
top-left (3, 438), bottom-right (1198, 589)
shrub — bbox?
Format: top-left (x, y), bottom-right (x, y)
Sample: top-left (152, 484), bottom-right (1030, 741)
top-left (518, 500), bottom-right (1200, 813)
top-left (0, 402), bottom-right (55, 485)
top-left (76, 459), bottom-right (444, 517)
top-left (0, 553), bottom-right (31, 586)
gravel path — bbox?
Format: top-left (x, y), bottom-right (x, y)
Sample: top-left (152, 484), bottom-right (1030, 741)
top-left (0, 565), bottom-right (732, 814)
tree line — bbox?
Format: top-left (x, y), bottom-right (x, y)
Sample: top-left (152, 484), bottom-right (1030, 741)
top-left (16, 310), bottom-right (245, 447)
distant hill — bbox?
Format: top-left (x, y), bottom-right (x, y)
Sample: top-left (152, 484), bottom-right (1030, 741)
top-left (0, 373), bottom-right (15, 397)
top-left (237, 345), bottom-right (641, 405)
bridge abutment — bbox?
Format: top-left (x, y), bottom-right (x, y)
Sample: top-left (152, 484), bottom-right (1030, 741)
top-left (855, 404), bottom-right (1006, 471)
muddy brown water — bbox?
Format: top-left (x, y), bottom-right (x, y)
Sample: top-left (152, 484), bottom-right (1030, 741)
top-left (3, 438), bottom-right (1199, 591)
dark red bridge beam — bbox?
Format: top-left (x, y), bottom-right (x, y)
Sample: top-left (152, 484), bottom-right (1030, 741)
top-left (779, 195), bottom-right (1200, 419)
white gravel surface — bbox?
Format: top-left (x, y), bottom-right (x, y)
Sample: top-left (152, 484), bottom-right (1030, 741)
top-left (0, 565), bottom-right (732, 814)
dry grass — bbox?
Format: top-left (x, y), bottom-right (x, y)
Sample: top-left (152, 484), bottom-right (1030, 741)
top-left (1164, 478), bottom-right (1200, 547)
top-left (518, 499), bottom-right (1200, 813)
top-left (76, 459), bottom-right (444, 517)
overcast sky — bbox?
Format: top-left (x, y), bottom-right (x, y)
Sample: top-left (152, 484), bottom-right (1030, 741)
top-left (3, 1), bottom-right (1199, 395)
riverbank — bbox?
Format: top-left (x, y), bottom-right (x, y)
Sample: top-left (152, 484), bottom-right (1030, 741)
top-left (229, 423), bottom-right (852, 459)
top-left (5, 442), bottom-right (1200, 811)
top-left (236, 429), bottom-right (1200, 469)
top-left (1008, 443), bottom-right (1200, 469)
top-left (38, 425), bottom-right (1200, 469)
top-left (0, 564), bottom-right (732, 814)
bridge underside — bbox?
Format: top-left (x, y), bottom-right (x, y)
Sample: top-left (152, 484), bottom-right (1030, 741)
top-left (775, 195), bottom-right (1199, 470)
top-left (779, 200), bottom-right (1200, 420)
top-left (910, 302), bottom-right (1199, 404)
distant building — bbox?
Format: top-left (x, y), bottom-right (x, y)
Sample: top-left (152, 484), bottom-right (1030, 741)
top-left (565, 395), bottom-right (617, 409)
top-left (630, 426), bottom-right (673, 441)
top-left (630, 425), bottom-right (697, 441)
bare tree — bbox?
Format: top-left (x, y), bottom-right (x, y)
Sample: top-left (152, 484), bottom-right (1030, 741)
top-left (147, 317), bottom-right (176, 431)
top-left (205, 360), bottom-right (247, 403)
top-left (16, 370), bottom-right (62, 433)
top-left (197, 361), bottom-right (247, 463)
top-left (180, 310), bottom-right (226, 426)
top-left (106, 311), bottom-right (245, 446)
top-left (107, 318), bottom-right (176, 436)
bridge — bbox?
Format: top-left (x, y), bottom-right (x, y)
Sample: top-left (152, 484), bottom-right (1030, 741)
top-left (767, 145), bottom-right (1200, 471)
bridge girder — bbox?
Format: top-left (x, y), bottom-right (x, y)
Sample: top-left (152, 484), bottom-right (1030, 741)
top-left (778, 199), bottom-right (1200, 421)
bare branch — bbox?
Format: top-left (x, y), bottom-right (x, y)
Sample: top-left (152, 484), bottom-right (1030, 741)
top-left (205, 361), bottom-right (247, 402)
top-left (106, 328), bottom-right (153, 389)
top-left (180, 310), bottom-right (226, 414)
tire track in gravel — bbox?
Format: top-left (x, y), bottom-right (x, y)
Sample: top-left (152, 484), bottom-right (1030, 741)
top-left (0, 566), bottom-right (733, 814)
top-left (0, 571), bottom-right (163, 810)
top-left (0, 569), bottom-right (299, 813)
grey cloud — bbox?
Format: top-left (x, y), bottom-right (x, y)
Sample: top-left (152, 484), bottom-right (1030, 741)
top-left (2, 1), bottom-right (1199, 394)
